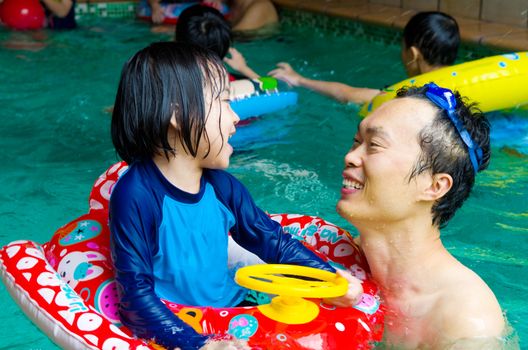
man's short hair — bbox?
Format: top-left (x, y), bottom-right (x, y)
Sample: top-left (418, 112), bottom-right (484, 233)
top-left (396, 85), bottom-right (491, 227)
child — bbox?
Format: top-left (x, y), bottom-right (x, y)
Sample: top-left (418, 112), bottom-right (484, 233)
top-left (175, 4), bottom-right (260, 80)
top-left (110, 42), bottom-right (362, 349)
top-left (269, 11), bottom-right (459, 105)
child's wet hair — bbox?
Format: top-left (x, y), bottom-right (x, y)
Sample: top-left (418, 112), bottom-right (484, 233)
top-left (175, 5), bottom-right (232, 59)
top-left (403, 11), bottom-right (460, 66)
top-left (111, 41), bottom-right (228, 164)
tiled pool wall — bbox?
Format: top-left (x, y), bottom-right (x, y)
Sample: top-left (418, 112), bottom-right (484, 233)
top-left (75, 1), bottom-right (136, 19)
top-left (278, 8), bottom-right (505, 60)
top-left (74, 1), bottom-right (523, 60)
top-left (372, 0), bottom-right (528, 28)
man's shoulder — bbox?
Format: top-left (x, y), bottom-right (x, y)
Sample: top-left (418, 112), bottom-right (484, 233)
top-left (439, 269), bottom-right (504, 339)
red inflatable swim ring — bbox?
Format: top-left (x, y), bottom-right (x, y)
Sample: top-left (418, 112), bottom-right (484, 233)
top-left (0, 162), bottom-right (384, 349)
top-left (0, 0), bottom-right (45, 30)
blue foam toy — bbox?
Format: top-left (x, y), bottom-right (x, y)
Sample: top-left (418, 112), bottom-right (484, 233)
top-left (230, 92), bottom-right (298, 120)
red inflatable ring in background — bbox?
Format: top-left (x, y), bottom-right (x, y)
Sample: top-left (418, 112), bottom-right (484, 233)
top-left (0, 0), bottom-right (45, 30)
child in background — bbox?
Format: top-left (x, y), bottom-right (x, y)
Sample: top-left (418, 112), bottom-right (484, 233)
top-left (269, 11), bottom-right (459, 105)
top-left (110, 42), bottom-right (362, 349)
top-left (206, 0), bottom-right (278, 33)
top-left (176, 4), bottom-right (259, 79)
top-left (41, 0), bottom-right (76, 29)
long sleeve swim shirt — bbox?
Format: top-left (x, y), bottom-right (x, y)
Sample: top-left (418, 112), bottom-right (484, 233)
top-left (109, 159), bottom-right (334, 349)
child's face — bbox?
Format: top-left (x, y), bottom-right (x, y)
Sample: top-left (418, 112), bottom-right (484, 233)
top-left (198, 74), bottom-right (240, 170)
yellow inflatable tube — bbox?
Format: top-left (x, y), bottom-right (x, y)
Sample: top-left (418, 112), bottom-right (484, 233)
top-left (360, 52), bottom-right (528, 117)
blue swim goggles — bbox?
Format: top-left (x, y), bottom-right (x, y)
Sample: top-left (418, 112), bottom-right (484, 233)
top-left (424, 83), bottom-right (483, 175)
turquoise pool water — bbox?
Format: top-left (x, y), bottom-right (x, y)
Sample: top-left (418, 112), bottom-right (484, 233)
top-left (1, 17), bottom-right (526, 349)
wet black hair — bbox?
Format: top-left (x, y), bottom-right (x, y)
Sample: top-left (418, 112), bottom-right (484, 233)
top-left (396, 85), bottom-right (491, 228)
top-left (403, 11), bottom-right (460, 66)
top-left (175, 5), bottom-right (232, 59)
top-left (111, 41), bottom-right (228, 164)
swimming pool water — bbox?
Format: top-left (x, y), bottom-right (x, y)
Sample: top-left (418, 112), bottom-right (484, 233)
top-left (1, 18), bottom-right (526, 349)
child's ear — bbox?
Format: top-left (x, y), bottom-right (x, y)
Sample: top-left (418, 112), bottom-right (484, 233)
top-left (410, 46), bottom-right (422, 63)
top-left (169, 112), bottom-right (179, 130)
top-left (421, 173), bottom-right (453, 201)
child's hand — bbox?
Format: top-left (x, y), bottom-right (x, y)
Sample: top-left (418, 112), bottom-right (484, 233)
top-left (150, 3), bottom-right (165, 24)
top-left (268, 62), bottom-right (303, 87)
top-left (224, 48), bottom-right (249, 72)
top-left (202, 0), bottom-right (223, 11)
top-left (323, 269), bottom-right (363, 307)
top-left (200, 338), bottom-right (250, 350)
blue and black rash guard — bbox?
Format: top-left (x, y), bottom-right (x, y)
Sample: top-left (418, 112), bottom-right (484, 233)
top-left (109, 159), bottom-right (334, 350)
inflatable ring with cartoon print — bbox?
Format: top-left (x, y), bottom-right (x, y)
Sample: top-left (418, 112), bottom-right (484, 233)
top-left (0, 162), bottom-right (384, 349)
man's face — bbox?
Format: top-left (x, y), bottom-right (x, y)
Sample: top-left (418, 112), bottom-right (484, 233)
top-left (337, 97), bottom-right (437, 226)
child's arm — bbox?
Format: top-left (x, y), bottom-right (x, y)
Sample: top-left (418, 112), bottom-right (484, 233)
top-left (110, 186), bottom-right (209, 349)
top-left (207, 170), bottom-right (334, 272)
top-left (269, 62), bottom-right (380, 104)
top-left (208, 170), bottom-right (365, 307)
top-left (147, 0), bottom-right (165, 24)
top-left (40, 0), bottom-right (73, 18)
top-left (224, 48), bottom-right (260, 80)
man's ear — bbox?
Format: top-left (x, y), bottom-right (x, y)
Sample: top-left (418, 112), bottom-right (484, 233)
top-left (422, 173), bottom-right (453, 201)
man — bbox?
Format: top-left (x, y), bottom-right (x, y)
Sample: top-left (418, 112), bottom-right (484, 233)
top-left (337, 83), bottom-right (505, 348)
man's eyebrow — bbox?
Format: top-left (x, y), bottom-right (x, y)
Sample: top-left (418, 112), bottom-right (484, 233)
top-left (365, 126), bottom-right (390, 139)
top-left (356, 123), bottom-right (391, 140)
